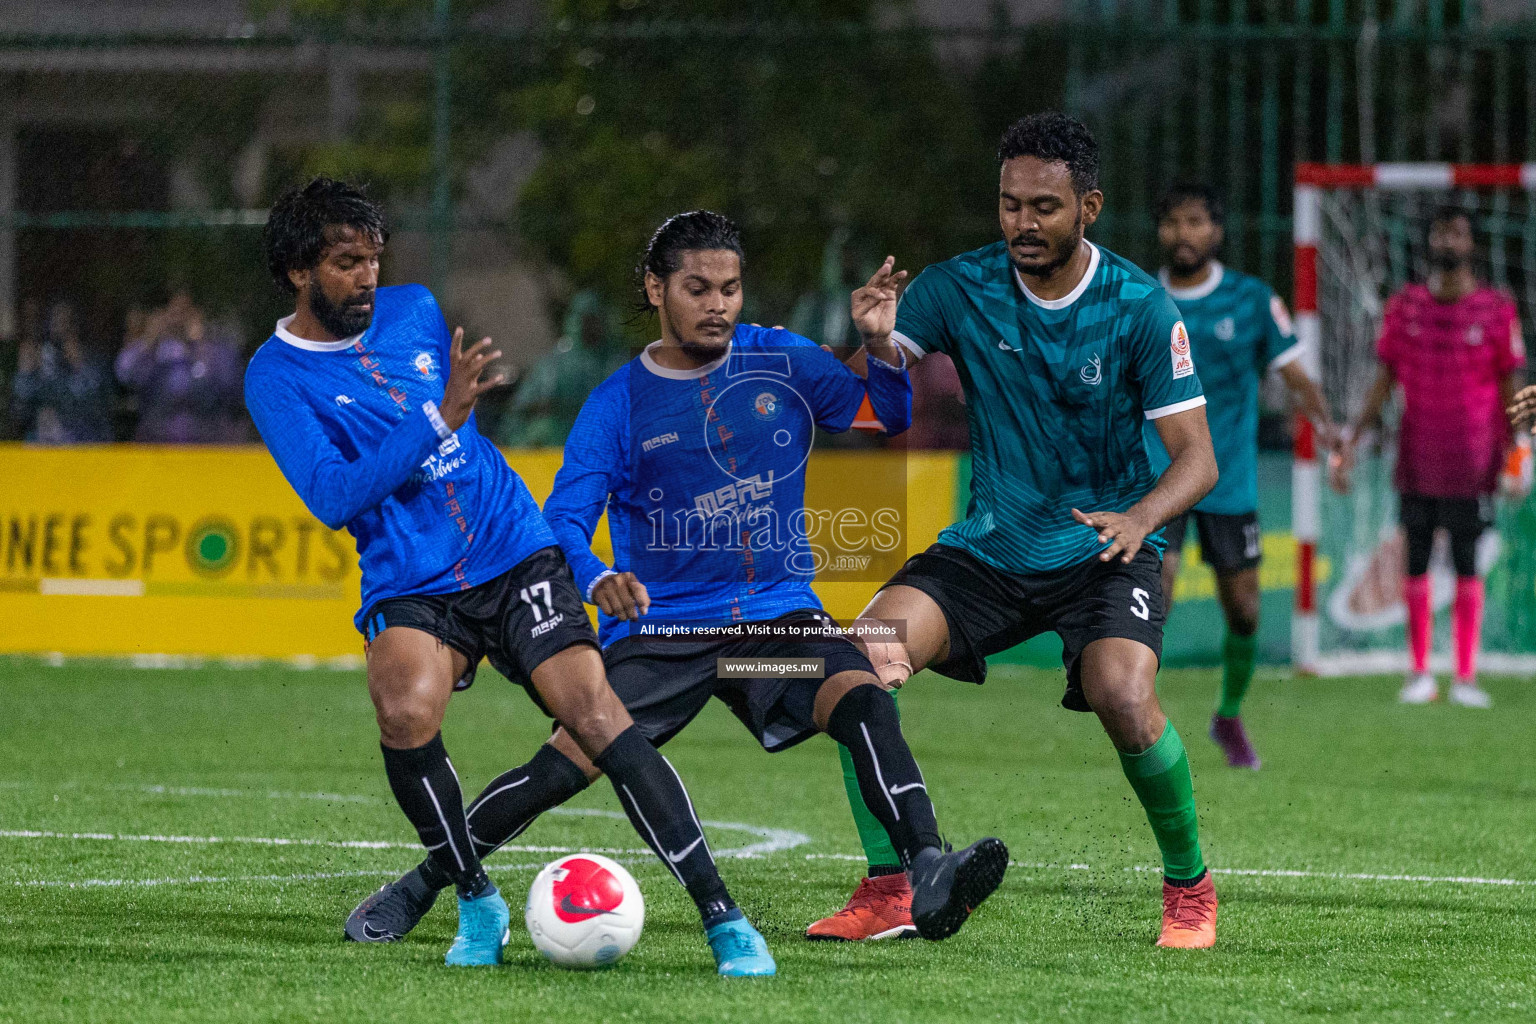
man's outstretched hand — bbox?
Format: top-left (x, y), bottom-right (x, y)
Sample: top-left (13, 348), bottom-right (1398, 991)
top-left (592, 572), bottom-right (650, 622)
top-left (1072, 507), bottom-right (1154, 564)
top-left (440, 327), bottom-right (506, 431)
top-left (850, 256), bottom-right (909, 346)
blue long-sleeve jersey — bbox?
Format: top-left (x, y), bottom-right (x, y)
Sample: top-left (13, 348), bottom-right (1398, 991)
top-left (544, 323), bottom-right (911, 646)
top-left (245, 284), bottom-right (555, 630)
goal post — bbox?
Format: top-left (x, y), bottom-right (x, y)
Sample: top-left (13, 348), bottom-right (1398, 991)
top-left (1292, 163), bottom-right (1536, 677)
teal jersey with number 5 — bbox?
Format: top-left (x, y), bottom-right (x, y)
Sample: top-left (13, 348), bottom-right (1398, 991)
top-left (893, 240), bottom-right (1206, 575)
top-left (1143, 262), bottom-right (1301, 516)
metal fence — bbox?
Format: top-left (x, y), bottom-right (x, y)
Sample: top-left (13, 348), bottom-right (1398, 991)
top-left (2, 2), bottom-right (1533, 439)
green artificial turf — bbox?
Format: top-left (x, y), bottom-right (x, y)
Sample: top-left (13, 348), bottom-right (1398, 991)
top-left (3, 657), bottom-right (1534, 1023)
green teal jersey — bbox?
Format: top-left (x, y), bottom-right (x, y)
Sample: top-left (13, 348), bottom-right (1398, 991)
top-left (893, 240), bottom-right (1205, 575)
top-left (1143, 262), bottom-right (1300, 515)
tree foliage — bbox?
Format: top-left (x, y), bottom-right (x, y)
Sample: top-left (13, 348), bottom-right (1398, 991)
top-left (513, 0), bottom-right (992, 327)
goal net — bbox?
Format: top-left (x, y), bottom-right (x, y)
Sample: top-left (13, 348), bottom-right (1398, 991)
top-left (1294, 164), bottom-right (1536, 676)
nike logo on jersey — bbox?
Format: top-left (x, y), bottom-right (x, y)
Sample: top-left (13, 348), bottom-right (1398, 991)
top-left (997, 339), bottom-right (1022, 353)
top-left (558, 895), bottom-right (616, 917)
top-left (666, 836), bottom-right (705, 864)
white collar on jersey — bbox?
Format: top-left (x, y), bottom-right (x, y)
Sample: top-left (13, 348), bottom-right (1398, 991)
top-left (1013, 241), bottom-right (1101, 310)
top-left (273, 313), bottom-right (365, 353)
top-left (1159, 261), bottom-right (1225, 301)
top-left (639, 338), bottom-right (733, 379)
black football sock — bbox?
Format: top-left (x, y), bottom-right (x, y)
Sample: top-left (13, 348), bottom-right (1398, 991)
top-left (413, 744), bottom-right (593, 894)
top-left (594, 726), bottom-right (736, 924)
top-left (823, 684), bottom-right (943, 867)
top-left (468, 744), bottom-right (593, 857)
top-left (380, 733), bottom-right (489, 899)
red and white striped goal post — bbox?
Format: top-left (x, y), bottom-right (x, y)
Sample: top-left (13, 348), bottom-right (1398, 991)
top-left (1290, 163), bottom-right (1535, 674)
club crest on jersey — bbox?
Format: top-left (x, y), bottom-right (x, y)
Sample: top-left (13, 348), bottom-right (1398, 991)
top-left (1170, 321), bottom-right (1195, 379)
top-left (413, 351), bottom-right (440, 381)
top-left (1214, 317), bottom-right (1236, 341)
top-left (1079, 354), bottom-right (1102, 386)
top-left (752, 390), bottom-right (783, 421)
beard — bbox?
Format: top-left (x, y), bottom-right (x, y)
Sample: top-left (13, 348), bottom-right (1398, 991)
top-left (310, 285), bottom-right (374, 339)
top-left (660, 296), bottom-right (734, 363)
top-left (1165, 243), bottom-right (1214, 276)
top-left (1008, 209), bottom-right (1084, 280)
top-left (1428, 247), bottom-right (1470, 273)
top-left (677, 335), bottom-right (731, 362)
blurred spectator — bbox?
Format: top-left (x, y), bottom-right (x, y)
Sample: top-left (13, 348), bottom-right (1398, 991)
top-left (907, 352), bottom-right (969, 450)
top-left (497, 291), bottom-right (626, 448)
top-left (115, 289), bottom-right (246, 443)
top-left (12, 299), bottom-right (114, 444)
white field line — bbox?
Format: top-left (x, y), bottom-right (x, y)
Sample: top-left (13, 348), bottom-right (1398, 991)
top-left (15, 863), bottom-right (550, 890)
top-left (1, 780), bottom-right (810, 859)
top-left (0, 829), bottom-right (423, 852)
top-left (132, 784), bottom-right (379, 804)
top-left (803, 854), bottom-right (1536, 888)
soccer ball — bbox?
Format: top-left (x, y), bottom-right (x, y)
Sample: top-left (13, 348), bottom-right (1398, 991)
top-left (525, 854), bottom-right (645, 969)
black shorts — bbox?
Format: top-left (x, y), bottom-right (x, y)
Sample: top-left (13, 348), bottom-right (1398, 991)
top-left (883, 543), bottom-right (1165, 712)
top-left (361, 546), bottom-right (598, 699)
top-left (1163, 510), bottom-right (1263, 574)
top-left (1399, 493), bottom-right (1493, 577)
top-left (603, 609), bottom-right (875, 753)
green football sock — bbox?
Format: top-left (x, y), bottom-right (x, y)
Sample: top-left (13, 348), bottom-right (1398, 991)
top-left (1118, 722), bottom-right (1206, 881)
top-left (837, 691), bottom-right (902, 872)
top-left (1217, 630), bottom-right (1257, 719)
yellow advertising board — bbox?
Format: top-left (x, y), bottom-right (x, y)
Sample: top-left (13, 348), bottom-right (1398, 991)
top-left (0, 444), bottom-right (956, 658)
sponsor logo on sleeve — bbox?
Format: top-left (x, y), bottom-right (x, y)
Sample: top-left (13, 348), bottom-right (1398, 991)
top-left (1170, 321), bottom-right (1195, 379)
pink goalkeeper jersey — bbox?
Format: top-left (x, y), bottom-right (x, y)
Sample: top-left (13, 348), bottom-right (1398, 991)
top-left (1377, 283), bottom-right (1525, 498)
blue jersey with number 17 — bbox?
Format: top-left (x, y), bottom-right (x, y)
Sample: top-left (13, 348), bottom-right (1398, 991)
top-left (1143, 262), bottom-right (1301, 515)
top-left (892, 240), bottom-right (1205, 575)
top-left (245, 284), bottom-right (555, 631)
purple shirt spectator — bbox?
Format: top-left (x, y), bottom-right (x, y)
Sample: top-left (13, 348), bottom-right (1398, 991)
top-left (115, 293), bottom-right (247, 443)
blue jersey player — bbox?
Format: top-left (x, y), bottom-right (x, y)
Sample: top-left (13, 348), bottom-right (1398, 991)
top-left (815, 114), bottom-right (1226, 949)
top-left (1144, 184), bottom-right (1336, 770)
top-left (362, 211), bottom-right (1010, 949)
top-left (247, 179), bottom-right (768, 976)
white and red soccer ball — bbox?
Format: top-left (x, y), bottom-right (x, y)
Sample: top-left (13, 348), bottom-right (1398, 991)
top-left (525, 854), bottom-right (645, 969)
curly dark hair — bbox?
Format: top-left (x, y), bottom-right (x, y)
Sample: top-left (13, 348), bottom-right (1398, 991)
top-left (1155, 182), bottom-right (1226, 226)
top-left (262, 177), bottom-right (388, 294)
top-left (997, 112), bottom-right (1100, 195)
top-left (635, 210), bottom-right (744, 312)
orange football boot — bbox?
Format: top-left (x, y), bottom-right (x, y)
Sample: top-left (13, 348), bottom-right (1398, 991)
top-left (1156, 872), bottom-right (1218, 948)
top-left (805, 874), bottom-right (918, 941)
